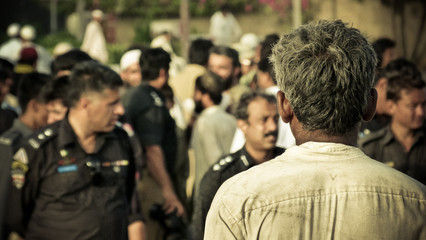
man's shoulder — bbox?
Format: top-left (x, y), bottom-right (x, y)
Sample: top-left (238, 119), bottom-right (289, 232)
top-left (23, 123), bottom-right (60, 151)
top-left (358, 126), bottom-right (388, 148)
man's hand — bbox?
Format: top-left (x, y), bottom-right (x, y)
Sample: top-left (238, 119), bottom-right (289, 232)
top-left (162, 189), bottom-right (185, 216)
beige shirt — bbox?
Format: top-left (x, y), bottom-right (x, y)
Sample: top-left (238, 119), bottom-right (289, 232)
top-left (205, 142), bottom-right (426, 240)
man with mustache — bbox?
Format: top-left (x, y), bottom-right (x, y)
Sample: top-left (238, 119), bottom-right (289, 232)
top-left (191, 91), bottom-right (283, 239)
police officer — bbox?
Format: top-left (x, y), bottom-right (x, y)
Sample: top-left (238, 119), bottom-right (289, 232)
top-left (191, 91), bottom-right (284, 239)
top-left (125, 48), bottom-right (184, 240)
top-left (6, 61), bottom-right (139, 240)
top-left (0, 72), bottom-right (50, 239)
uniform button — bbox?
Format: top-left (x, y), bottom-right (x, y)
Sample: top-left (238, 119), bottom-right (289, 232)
top-left (38, 134), bottom-right (45, 140)
top-left (212, 164), bottom-right (221, 171)
top-left (44, 128), bottom-right (53, 136)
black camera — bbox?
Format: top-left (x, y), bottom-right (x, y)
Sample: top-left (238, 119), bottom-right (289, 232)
top-left (149, 203), bottom-right (187, 240)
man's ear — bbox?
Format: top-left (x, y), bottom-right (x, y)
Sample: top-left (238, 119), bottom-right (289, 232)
top-left (237, 119), bottom-right (248, 134)
top-left (362, 88), bottom-right (378, 122)
top-left (277, 90), bottom-right (293, 123)
top-left (233, 67), bottom-right (241, 79)
top-left (26, 99), bottom-right (37, 112)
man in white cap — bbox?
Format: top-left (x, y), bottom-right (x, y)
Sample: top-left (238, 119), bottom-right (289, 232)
top-left (119, 49), bottom-right (142, 107)
top-left (19, 25), bottom-right (53, 74)
top-left (0, 23), bottom-right (22, 63)
top-left (81, 9), bottom-right (109, 63)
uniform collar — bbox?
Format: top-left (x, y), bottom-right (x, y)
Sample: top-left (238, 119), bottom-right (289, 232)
top-left (240, 146), bottom-right (284, 167)
top-left (383, 124), bottom-right (425, 146)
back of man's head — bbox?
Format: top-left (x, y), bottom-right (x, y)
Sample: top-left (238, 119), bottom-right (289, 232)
top-left (271, 19), bottom-right (376, 136)
top-left (140, 48), bottom-right (171, 81)
top-left (372, 38), bottom-right (395, 68)
top-left (260, 33), bottom-right (280, 60)
top-left (51, 49), bottom-right (93, 76)
top-left (18, 72), bottom-right (51, 113)
top-left (68, 61), bottom-right (122, 108)
top-left (189, 39), bottom-right (214, 66)
top-left (195, 71), bottom-right (224, 105)
top-left (41, 75), bottom-right (71, 107)
top-left (257, 58), bottom-right (276, 84)
top-left (209, 46), bottom-right (240, 69)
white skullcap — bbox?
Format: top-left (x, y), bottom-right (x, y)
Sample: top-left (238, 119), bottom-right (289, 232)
top-left (92, 9), bottom-right (104, 19)
top-left (7, 23), bottom-right (20, 38)
top-left (20, 25), bottom-right (36, 41)
top-left (240, 33), bottom-right (259, 50)
top-left (53, 42), bottom-right (74, 58)
top-left (232, 33), bottom-right (259, 63)
top-left (120, 49), bottom-right (142, 71)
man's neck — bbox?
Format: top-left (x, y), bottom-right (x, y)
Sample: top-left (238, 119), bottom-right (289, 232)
top-left (19, 112), bottom-right (38, 131)
top-left (391, 120), bottom-right (416, 152)
top-left (293, 124), bottom-right (358, 147)
top-left (68, 109), bottom-right (97, 153)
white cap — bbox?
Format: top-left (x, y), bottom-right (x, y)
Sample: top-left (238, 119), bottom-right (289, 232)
top-left (20, 25), bottom-right (36, 41)
top-left (232, 33), bottom-right (260, 63)
top-left (120, 49), bottom-right (142, 71)
top-left (53, 42), bottom-right (74, 58)
top-left (7, 23), bottom-right (20, 38)
top-left (92, 9), bottom-right (104, 19)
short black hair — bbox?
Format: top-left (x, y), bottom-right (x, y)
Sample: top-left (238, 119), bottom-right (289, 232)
top-left (209, 45), bottom-right (240, 68)
top-left (189, 38), bottom-right (214, 66)
top-left (260, 33), bottom-right (280, 60)
top-left (257, 58), bottom-right (276, 84)
top-left (372, 38), bottom-right (396, 68)
top-left (51, 49), bottom-right (93, 75)
top-left (18, 72), bottom-right (51, 112)
top-left (41, 75), bottom-right (71, 107)
top-left (195, 71), bottom-right (224, 105)
top-left (387, 67), bottom-right (425, 102)
top-left (234, 91), bottom-right (276, 120)
top-left (68, 61), bottom-right (122, 107)
top-left (140, 48), bottom-right (171, 81)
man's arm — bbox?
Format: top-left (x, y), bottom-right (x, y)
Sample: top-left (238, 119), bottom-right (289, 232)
top-left (145, 145), bottom-right (184, 216)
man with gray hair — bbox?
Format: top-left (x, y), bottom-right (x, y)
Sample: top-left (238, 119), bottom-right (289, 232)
top-left (204, 20), bottom-right (426, 239)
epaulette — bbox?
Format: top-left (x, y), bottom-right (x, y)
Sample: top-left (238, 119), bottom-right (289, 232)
top-left (115, 121), bottom-right (135, 137)
top-left (212, 153), bottom-right (245, 172)
top-left (358, 127), bottom-right (387, 147)
top-left (26, 127), bottom-right (57, 149)
top-left (0, 130), bottom-right (21, 146)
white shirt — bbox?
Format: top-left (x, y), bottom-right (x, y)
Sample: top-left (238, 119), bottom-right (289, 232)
top-left (206, 142), bottom-right (426, 239)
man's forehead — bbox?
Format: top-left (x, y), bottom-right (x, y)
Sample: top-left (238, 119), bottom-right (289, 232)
top-left (209, 53), bottom-right (232, 63)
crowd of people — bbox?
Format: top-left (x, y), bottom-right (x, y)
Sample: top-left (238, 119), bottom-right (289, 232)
top-left (0, 6), bottom-right (425, 240)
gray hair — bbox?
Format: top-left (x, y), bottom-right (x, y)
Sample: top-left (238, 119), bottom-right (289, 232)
top-left (270, 19), bottom-right (376, 136)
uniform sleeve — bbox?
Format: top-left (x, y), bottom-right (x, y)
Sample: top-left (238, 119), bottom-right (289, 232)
top-left (192, 170), bottom-right (222, 239)
top-left (6, 145), bottom-right (42, 237)
top-left (132, 104), bottom-right (165, 147)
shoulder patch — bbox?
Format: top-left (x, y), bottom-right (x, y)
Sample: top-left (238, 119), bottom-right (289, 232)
top-left (14, 148), bottom-right (28, 164)
top-left (11, 148), bottom-right (29, 189)
top-left (150, 92), bottom-right (164, 107)
top-left (27, 128), bottom-right (57, 149)
top-left (358, 128), bottom-right (387, 147)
